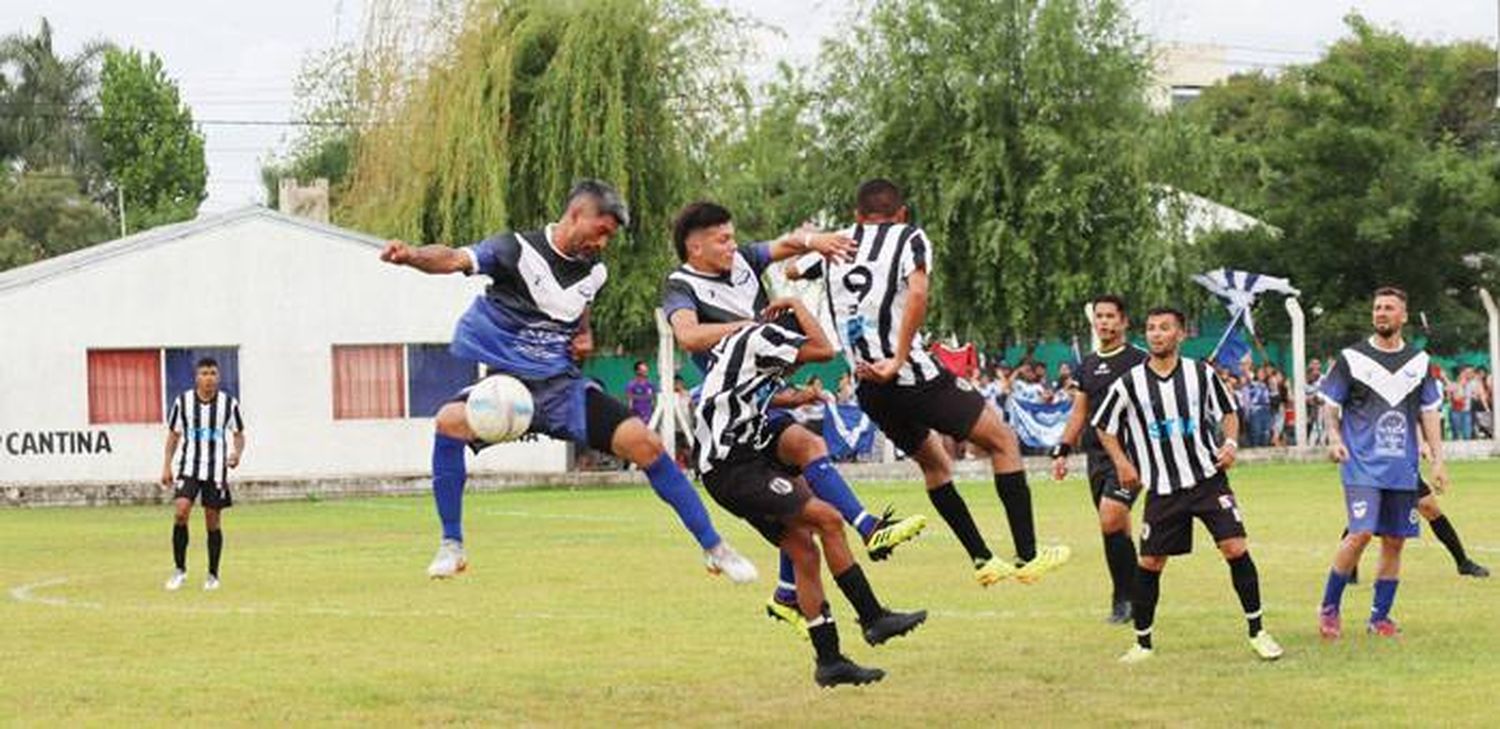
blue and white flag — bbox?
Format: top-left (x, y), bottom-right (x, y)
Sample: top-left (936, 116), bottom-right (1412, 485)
top-left (1005, 397), bottom-right (1074, 450)
top-left (1193, 268), bottom-right (1299, 368)
top-left (822, 403), bottom-right (877, 460)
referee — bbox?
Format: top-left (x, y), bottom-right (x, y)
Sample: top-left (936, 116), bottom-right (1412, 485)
top-left (1091, 307), bottom-right (1282, 663)
top-left (159, 357), bottom-right (245, 592)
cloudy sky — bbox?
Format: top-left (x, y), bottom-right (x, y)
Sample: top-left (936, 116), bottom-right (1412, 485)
top-left (6, 0), bottom-right (1496, 212)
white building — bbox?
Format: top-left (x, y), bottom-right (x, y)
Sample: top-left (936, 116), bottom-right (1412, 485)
top-left (0, 206), bottom-right (569, 487)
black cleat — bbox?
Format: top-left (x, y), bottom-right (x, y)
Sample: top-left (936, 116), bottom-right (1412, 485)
top-left (1107, 600), bottom-right (1133, 625)
top-left (1459, 561), bottom-right (1490, 578)
top-left (861, 609), bottom-right (928, 646)
top-left (814, 656), bottom-right (886, 687)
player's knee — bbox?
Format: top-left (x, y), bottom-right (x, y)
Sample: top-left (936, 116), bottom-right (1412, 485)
top-left (1139, 555), bottom-right (1167, 572)
top-left (434, 403), bottom-right (471, 439)
top-left (1344, 531), bottom-right (1373, 549)
top-left (784, 427), bottom-right (827, 465)
top-left (1218, 539), bottom-right (1247, 560)
top-left (1099, 505), bottom-right (1129, 535)
top-left (805, 500), bottom-right (843, 535)
top-left (1417, 498), bottom-right (1440, 521)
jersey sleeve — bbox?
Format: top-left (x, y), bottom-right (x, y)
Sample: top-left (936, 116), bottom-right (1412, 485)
top-left (1091, 379), bottom-right (1130, 435)
top-left (901, 227), bottom-right (932, 279)
top-left (1420, 372), bottom-right (1442, 411)
top-left (661, 276), bottom-right (698, 322)
top-left (229, 398), bottom-right (245, 432)
top-left (741, 243), bottom-right (773, 276)
top-left (791, 252), bottom-right (824, 281)
top-left (1204, 362), bottom-right (1238, 419)
top-left (1317, 353), bottom-right (1352, 407)
top-left (753, 323), bottom-right (809, 369)
top-left (463, 236), bottom-right (503, 278)
top-left (167, 395), bottom-right (183, 433)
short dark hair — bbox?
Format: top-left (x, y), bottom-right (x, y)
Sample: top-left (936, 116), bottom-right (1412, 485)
top-left (1091, 294), bottom-right (1128, 319)
top-left (195, 357), bottom-right (219, 370)
top-left (1145, 306), bottom-right (1186, 328)
top-left (671, 201), bottom-right (732, 262)
top-left (567, 179), bottom-right (630, 227)
top-left (634, 360), bottom-right (647, 369)
top-left (1373, 286), bottom-right (1407, 303)
top-left (855, 178), bottom-right (904, 216)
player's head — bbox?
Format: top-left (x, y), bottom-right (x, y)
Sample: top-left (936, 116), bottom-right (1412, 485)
top-left (558, 179), bottom-right (629, 260)
top-left (634, 360), bottom-right (648, 377)
top-left (1371, 286), bottom-right (1408, 338)
top-left (195, 357), bottom-right (220, 393)
top-left (854, 178), bottom-right (909, 223)
top-left (1091, 294), bottom-right (1129, 347)
top-left (672, 201), bottom-right (736, 272)
top-left (1144, 306), bottom-right (1186, 357)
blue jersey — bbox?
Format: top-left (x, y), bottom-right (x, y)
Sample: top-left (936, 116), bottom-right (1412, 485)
top-left (450, 226), bottom-right (607, 381)
top-left (660, 243), bottom-right (773, 374)
top-left (1317, 339), bottom-right (1441, 491)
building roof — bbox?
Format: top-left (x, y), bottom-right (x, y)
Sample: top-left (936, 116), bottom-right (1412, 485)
top-left (0, 206), bottom-right (390, 296)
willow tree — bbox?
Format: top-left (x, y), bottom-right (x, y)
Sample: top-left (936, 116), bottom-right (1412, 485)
top-left (340, 0), bottom-right (748, 348)
top-left (738, 0), bottom-right (1192, 344)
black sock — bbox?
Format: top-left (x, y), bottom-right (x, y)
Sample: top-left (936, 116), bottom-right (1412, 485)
top-left (1228, 553), bottom-right (1264, 637)
top-left (1133, 567), bottom-right (1161, 649)
top-left (1428, 515), bottom-right (1470, 567)
top-left (207, 529), bottom-right (223, 577)
top-left (1103, 530), bottom-right (1138, 604)
top-left (994, 471), bottom-right (1037, 562)
top-left (927, 482), bottom-right (993, 564)
top-left (808, 617), bottom-right (841, 665)
top-left (833, 564), bottom-right (885, 625)
top-left (172, 523), bottom-right (188, 571)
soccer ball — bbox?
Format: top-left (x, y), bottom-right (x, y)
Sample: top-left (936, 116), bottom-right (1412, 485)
top-left (464, 375), bottom-right (534, 443)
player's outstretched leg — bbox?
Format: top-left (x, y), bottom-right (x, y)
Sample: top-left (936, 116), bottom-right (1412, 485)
top-left (428, 403), bottom-right (473, 578)
top-left (1219, 538), bottom-right (1281, 660)
top-left (911, 433), bottom-right (1014, 585)
top-left (776, 424), bottom-right (926, 561)
top-left (968, 407), bottom-right (1071, 582)
top-left (802, 498), bottom-right (927, 646)
top-left (780, 526), bottom-right (883, 687)
top-left (1420, 495), bottom-right (1489, 578)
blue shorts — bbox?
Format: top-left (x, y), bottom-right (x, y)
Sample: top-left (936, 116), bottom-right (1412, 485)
top-left (452, 374), bottom-right (631, 453)
top-left (1343, 485), bottom-right (1420, 538)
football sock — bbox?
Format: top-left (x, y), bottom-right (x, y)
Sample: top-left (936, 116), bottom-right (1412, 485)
top-left (1322, 569), bottom-right (1351, 610)
top-left (927, 482), bottom-right (993, 564)
top-left (432, 434), bottom-right (467, 543)
top-left (207, 529), bottom-right (223, 577)
top-left (1228, 553), bottom-right (1263, 637)
top-left (1371, 578), bottom-right (1399, 623)
top-left (172, 523), bottom-right (188, 571)
top-left (994, 471), bottom-right (1037, 562)
top-left (1104, 530), bottom-right (1138, 604)
top-left (1133, 567), bottom-right (1161, 649)
top-left (808, 616), bottom-right (841, 664)
top-left (775, 552), bottom-right (798, 604)
top-left (833, 564), bottom-right (884, 625)
top-left (643, 453), bottom-right (721, 551)
top-left (804, 456), bottom-right (876, 538)
top-left (1428, 515), bottom-right (1470, 567)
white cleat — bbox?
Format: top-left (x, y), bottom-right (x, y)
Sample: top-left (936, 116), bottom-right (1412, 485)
top-left (427, 539), bottom-right (468, 579)
top-left (1119, 644), bottom-right (1155, 664)
top-left (164, 570), bottom-right (187, 591)
top-left (203, 575), bottom-right (221, 592)
top-left (704, 542), bottom-right (758, 584)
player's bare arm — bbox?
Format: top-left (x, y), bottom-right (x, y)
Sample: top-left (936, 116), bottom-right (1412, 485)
top-left (767, 227), bottom-right (857, 264)
top-left (1324, 404), bottom-right (1348, 463)
top-left (1216, 412), bottom-right (1240, 470)
top-left (1052, 390), bottom-right (1090, 480)
top-left (228, 431), bottom-right (245, 469)
top-left (763, 297), bottom-right (835, 364)
top-left (380, 241), bottom-right (474, 275)
top-left (1419, 408), bottom-right (1448, 493)
top-left (1096, 429), bottom-right (1140, 491)
top-left (669, 308), bottom-right (753, 353)
top-left (160, 430), bottom-right (180, 488)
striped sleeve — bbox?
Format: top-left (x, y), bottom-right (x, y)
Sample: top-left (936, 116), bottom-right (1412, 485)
top-left (791, 251), bottom-right (824, 280)
top-left (754, 324), bottom-right (808, 369)
top-left (901, 227), bottom-right (931, 279)
top-left (229, 397), bottom-right (245, 432)
top-left (1204, 363), bottom-right (1238, 418)
top-left (167, 394), bottom-right (184, 433)
top-left (1091, 379), bottom-right (1128, 435)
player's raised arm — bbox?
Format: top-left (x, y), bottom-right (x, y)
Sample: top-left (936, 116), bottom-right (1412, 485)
top-left (766, 226), bottom-right (857, 264)
top-left (764, 297), bottom-right (836, 363)
top-left (668, 307), bottom-right (752, 354)
top-left (380, 240), bottom-right (475, 275)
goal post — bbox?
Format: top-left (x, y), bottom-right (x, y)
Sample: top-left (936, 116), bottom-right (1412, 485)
top-left (1285, 296), bottom-right (1308, 449)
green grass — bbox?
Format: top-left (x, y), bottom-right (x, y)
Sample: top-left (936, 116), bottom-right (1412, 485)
top-left (3, 462), bottom-right (1499, 726)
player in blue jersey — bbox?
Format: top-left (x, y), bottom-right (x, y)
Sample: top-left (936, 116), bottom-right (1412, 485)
top-left (380, 180), bottom-right (757, 583)
top-left (1316, 287), bottom-right (1448, 638)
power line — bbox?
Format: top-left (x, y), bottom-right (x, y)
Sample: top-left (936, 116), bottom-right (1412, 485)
top-left (0, 110), bottom-right (356, 127)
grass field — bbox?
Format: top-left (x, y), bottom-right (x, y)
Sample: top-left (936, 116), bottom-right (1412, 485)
top-left (3, 461), bottom-right (1499, 726)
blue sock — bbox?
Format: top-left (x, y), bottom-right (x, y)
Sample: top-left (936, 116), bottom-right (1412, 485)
top-left (1321, 569), bottom-right (1350, 610)
top-left (1371, 578), bottom-right (1399, 623)
top-left (644, 453), bottom-right (721, 550)
top-left (775, 551), bottom-right (798, 604)
top-left (803, 456), bottom-right (875, 538)
top-left (432, 434), bottom-right (467, 542)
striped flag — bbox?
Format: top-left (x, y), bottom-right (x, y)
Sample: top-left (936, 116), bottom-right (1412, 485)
top-left (1192, 268), bottom-right (1299, 368)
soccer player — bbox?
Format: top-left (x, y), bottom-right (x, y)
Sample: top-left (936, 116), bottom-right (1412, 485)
top-left (788, 179), bottom-right (1069, 586)
top-left (1052, 295), bottom-right (1149, 624)
top-left (663, 201), bottom-right (927, 633)
top-left (1316, 287), bottom-right (1449, 638)
top-left (1093, 307), bottom-right (1283, 663)
top-left (160, 357), bottom-right (245, 591)
top-left (380, 180), bottom-right (755, 583)
top-left (694, 294), bottom-right (926, 686)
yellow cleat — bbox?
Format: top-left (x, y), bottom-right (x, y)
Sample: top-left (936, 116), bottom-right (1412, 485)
top-left (765, 598), bottom-right (809, 640)
top-left (1015, 544), bottom-right (1072, 584)
top-left (975, 556), bottom-right (1017, 587)
top-left (866, 510), bottom-right (928, 561)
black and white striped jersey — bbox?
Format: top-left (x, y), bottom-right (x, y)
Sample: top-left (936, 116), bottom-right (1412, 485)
top-left (793, 223), bottom-right (943, 386)
top-left (693, 322), bottom-right (806, 473)
top-left (1090, 356), bottom-right (1238, 495)
top-left (168, 390), bottom-right (245, 484)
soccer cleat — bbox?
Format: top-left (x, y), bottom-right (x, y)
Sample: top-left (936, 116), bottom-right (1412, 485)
top-left (1458, 561), bottom-right (1490, 578)
top-left (865, 509), bottom-right (927, 561)
top-left (814, 656), bottom-right (885, 687)
top-left (975, 557), bottom-right (1017, 586)
top-left (1107, 600), bottom-right (1133, 625)
top-left (1015, 544), bottom-right (1072, 584)
top-left (861, 609), bottom-right (927, 646)
top-left (1318, 605), bottom-right (1342, 640)
top-left (765, 598), bottom-right (809, 639)
top-left (164, 570), bottom-right (187, 592)
top-left (426, 539), bottom-right (468, 579)
top-left (203, 575), bottom-right (221, 592)
top-left (1367, 618), bottom-right (1400, 638)
top-left (703, 542), bottom-right (758, 584)
top-left (1118, 644), bottom-right (1154, 664)
top-left (1249, 631), bottom-right (1284, 661)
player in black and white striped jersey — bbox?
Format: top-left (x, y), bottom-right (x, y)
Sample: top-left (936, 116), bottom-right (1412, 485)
top-left (160, 357), bottom-right (245, 592)
top-left (788, 179), bottom-right (1070, 587)
top-left (1090, 307), bottom-right (1281, 663)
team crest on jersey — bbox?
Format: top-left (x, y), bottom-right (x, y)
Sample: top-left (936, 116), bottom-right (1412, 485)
top-left (1218, 495), bottom-right (1235, 510)
top-left (1140, 523), bottom-right (1152, 541)
top-left (1094, 363), bottom-right (1111, 375)
top-left (1351, 501), bottom-right (1368, 519)
top-left (1409, 509), bottom-right (1420, 525)
top-left (734, 269), bottom-right (752, 285)
top-left (769, 477), bottom-right (794, 495)
top-left (1375, 411), bottom-right (1408, 458)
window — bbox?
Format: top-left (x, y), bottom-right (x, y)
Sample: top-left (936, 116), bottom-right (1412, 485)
top-left (332, 345), bottom-right (405, 419)
top-left (164, 347), bottom-right (241, 413)
top-left (88, 349), bottom-right (163, 424)
top-left (407, 344), bottom-right (478, 418)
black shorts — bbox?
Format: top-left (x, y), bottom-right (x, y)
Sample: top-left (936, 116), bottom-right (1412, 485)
top-left (174, 477), bottom-right (232, 509)
top-left (1139, 473), bottom-right (1245, 557)
top-left (1086, 454), bottom-right (1138, 508)
top-left (856, 370), bottom-right (988, 454)
top-left (1417, 478), bottom-right (1432, 499)
top-left (701, 455), bottom-right (811, 546)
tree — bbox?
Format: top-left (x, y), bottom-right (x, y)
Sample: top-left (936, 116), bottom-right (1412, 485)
top-left (0, 18), bottom-right (110, 176)
top-left (261, 45), bottom-right (361, 210)
top-left (0, 169), bottom-right (114, 271)
top-left (92, 47), bottom-right (206, 232)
